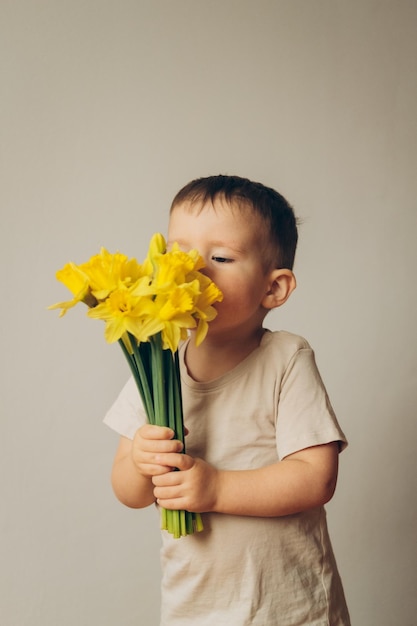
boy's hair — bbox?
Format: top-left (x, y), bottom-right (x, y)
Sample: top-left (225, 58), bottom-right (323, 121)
top-left (170, 174), bottom-right (298, 270)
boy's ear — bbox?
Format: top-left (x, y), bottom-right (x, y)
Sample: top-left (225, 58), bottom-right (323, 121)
top-left (262, 269), bottom-right (296, 310)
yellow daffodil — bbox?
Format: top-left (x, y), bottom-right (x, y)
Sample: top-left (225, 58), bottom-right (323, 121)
top-left (87, 288), bottom-right (164, 345)
top-left (155, 285), bottom-right (199, 351)
top-left (153, 243), bottom-right (205, 292)
top-left (49, 248), bottom-right (149, 317)
top-left (80, 248), bottom-right (146, 301)
top-left (194, 283), bottom-right (223, 345)
top-left (194, 279), bottom-right (223, 319)
top-left (142, 232), bottom-right (166, 275)
top-left (48, 262), bottom-right (96, 316)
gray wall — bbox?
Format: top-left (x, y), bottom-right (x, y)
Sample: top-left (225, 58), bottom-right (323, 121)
top-left (1, 1), bottom-right (416, 624)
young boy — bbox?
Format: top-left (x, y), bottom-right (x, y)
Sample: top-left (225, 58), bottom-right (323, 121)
top-left (104, 175), bottom-right (351, 625)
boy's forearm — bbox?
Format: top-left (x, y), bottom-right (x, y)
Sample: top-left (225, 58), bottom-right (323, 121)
top-left (214, 452), bottom-right (337, 517)
top-left (111, 454), bottom-right (155, 509)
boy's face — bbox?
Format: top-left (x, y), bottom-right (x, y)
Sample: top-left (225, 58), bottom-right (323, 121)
top-left (167, 198), bottom-right (278, 341)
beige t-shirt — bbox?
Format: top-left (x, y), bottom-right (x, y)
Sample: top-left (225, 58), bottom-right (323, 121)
top-left (104, 330), bottom-right (350, 625)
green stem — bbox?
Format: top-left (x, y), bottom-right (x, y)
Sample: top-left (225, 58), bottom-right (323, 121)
top-left (118, 337), bottom-right (151, 418)
top-left (128, 333), bottom-right (155, 423)
top-left (194, 512), bottom-right (204, 533)
top-left (172, 510), bottom-right (180, 539)
top-left (173, 350), bottom-right (186, 450)
top-left (150, 333), bottom-right (167, 427)
top-left (165, 349), bottom-right (177, 434)
top-left (160, 507), bottom-right (167, 531)
top-left (118, 337), bottom-right (139, 378)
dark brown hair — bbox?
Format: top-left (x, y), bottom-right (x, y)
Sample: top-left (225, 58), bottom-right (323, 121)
top-left (170, 174), bottom-right (298, 270)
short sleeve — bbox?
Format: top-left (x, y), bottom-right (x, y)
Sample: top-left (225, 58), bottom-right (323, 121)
top-left (276, 347), bottom-right (348, 460)
top-left (103, 376), bottom-right (147, 440)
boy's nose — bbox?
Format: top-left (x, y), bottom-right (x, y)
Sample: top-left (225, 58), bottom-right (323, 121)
top-left (199, 265), bottom-right (212, 279)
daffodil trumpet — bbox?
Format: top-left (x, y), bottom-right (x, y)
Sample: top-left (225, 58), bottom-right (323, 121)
top-left (49, 234), bottom-right (222, 538)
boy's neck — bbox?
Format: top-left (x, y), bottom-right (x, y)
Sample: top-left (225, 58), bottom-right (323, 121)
top-left (184, 327), bottom-right (267, 382)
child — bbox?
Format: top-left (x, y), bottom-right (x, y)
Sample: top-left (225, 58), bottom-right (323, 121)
top-left (104, 175), bottom-right (351, 625)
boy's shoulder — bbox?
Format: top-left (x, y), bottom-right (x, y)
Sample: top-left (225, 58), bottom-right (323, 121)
top-left (257, 330), bottom-right (314, 373)
top-left (263, 329), bottom-right (312, 353)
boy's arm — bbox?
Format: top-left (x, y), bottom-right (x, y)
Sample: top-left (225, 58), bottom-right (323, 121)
top-left (110, 425), bottom-right (184, 509)
top-left (110, 436), bottom-right (155, 508)
top-left (151, 441), bottom-right (339, 517)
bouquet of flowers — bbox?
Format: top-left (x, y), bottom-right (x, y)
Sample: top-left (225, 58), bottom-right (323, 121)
top-left (49, 233), bottom-right (223, 538)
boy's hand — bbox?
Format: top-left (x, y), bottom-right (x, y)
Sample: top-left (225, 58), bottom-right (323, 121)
top-left (132, 424), bottom-right (184, 479)
top-left (151, 454), bottom-right (219, 513)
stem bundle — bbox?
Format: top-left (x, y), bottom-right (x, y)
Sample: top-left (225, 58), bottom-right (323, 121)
top-left (119, 332), bottom-right (203, 538)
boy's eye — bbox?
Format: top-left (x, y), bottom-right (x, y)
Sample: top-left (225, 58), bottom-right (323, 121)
top-left (212, 256), bottom-right (233, 264)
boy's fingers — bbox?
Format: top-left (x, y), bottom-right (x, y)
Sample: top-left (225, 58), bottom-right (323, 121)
top-left (140, 463), bottom-right (173, 477)
top-left (138, 437), bottom-right (183, 455)
top-left (153, 452), bottom-right (193, 470)
top-left (139, 424), bottom-right (175, 440)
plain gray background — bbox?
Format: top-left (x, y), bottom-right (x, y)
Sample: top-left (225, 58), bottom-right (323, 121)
top-left (1, 1), bottom-right (416, 624)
